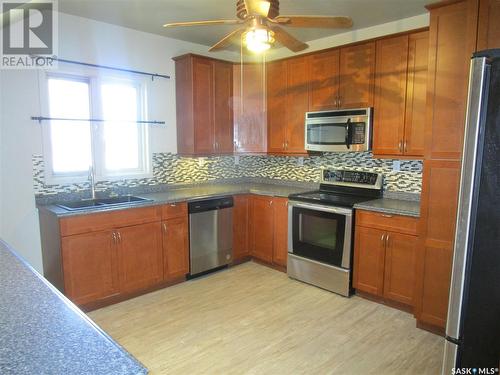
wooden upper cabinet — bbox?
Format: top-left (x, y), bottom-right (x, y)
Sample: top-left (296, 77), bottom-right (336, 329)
top-left (233, 195), bottom-right (250, 261)
top-left (309, 50), bottom-right (340, 111)
top-left (373, 31), bottom-right (428, 158)
top-left (163, 216), bottom-right (189, 280)
top-left (425, 0), bottom-right (479, 160)
top-left (117, 222), bottom-right (163, 293)
top-left (214, 60), bottom-right (234, 153)
top-left (285, 56), bottom-right (309, 153)
top-left (404, 31), bottom-right (429, 157)
top-left (272, 197), bottom-right (288, 267)
top-left (61, 230), bottom-right (119, 306)
top-left (174, 54), bottom-right (233, 156)
top-left (339, 42), bottom-right (375, 109)
top-left (353, 226), bottom-right (386, 296)
top-left (249, 195), bottom-right (274, 263)
top-left (233, 63), bottom-right (267, 153)
top-left (373, 35), bottom-right (409, 156)
top-left (477, 0), bottom-right (500, 50)
top-left (267, 60), bottom-right (288, 153)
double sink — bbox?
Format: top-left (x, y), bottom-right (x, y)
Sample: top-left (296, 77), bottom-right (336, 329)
top-left (57, 196), bottom-right (152, 211)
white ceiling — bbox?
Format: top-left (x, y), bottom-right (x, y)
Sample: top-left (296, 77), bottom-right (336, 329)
top-left (59, 0), bottom-right (429, 48)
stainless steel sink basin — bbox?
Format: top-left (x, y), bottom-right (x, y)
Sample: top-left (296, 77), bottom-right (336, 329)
top-left (56, 196), bottom-right (152, 211)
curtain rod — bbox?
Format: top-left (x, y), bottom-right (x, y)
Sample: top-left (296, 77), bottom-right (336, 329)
top-left (31, 116), bottom-right (166, 125)
top-left (33, 56), bottom-right (171, 80)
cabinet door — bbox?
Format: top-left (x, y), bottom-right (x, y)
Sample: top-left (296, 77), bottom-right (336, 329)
top-left (403, 31), bottom-right (428, 157)
top-left (214, 60), bottom-right (233, 154)
top-left (117, 222), bottom-right (163, 293)
top-left (309, 50), bottom-right (340, 111)
top-left (233, 195), bottom-right (250, 261)
top-left (163, 217), bottom-right (189, 279)
top-left (233, 63), bottom-right (267, 153)
top-left (272, 197), bottom-right (288, 267)
top-left (353, 226), bottom-right (386, 296)
top-left (249, 195), bottom-right (274, 263)
top-left (373, 35), bottom-right (409, 156)
top-left (285, 56), bottom-right (309, 153)
top-left (425, 0), bottom-right (479, 160)
top-left (383, 232), bottom-right (418, 306)
top-left (61, 230), bottom-right (119, 305)
top-left (477, 0), bottom-right (500, 50)
top-left (193, 57), bottom-right (214, 154)
top-left (339, 42), bottom-right (375, 108)
top-left (267, 60), bottom-right (287, 153)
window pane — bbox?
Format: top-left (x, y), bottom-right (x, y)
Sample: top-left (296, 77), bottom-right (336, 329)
top-left (48, 78), bottom-right (92, 174)
top-left (101, 83), bottom-right (141, 171)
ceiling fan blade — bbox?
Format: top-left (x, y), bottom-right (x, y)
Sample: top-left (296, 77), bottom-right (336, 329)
top-left (269, 26), bottom-right (308, 52)
top-left (209, 27), bottom-right (246, 51)
top-left (273, 16), bottom-right (353, 29)
top-left (163, 20), bottom-right (241, 28)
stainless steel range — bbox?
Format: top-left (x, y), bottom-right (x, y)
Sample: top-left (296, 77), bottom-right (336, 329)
top-left (287, 168), bottom-right (383, 296)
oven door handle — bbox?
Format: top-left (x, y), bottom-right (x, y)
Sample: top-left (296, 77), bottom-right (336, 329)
top-left (290, 202), bottom-right (353, 216)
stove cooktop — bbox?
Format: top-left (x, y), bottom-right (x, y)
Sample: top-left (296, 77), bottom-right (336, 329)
top-left (288, 190), bottom-right (378, 208)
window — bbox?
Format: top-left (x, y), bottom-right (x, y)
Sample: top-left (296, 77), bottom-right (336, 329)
top-left (42, 71), bottom-right (150, 183)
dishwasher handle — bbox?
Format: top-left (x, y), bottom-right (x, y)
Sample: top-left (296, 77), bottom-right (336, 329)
top-left (188, 196), bottom-right (234, 213)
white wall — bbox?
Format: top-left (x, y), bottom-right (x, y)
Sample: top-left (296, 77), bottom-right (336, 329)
top-left (0, 12), bottom-right (238, 273)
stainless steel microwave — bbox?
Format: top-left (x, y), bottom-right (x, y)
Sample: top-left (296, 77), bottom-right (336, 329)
top-left (305, 108), bottom-right (373, 152)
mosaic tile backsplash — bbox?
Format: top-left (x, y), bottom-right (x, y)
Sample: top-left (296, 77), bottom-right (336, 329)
top-left (33, 152), bottom-right (422, 196)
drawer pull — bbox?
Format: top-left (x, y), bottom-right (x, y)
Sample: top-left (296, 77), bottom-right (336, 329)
top-left (381, 214), bottom-right (393, 218)
top-left (170, 204), bottom-right (177, 207)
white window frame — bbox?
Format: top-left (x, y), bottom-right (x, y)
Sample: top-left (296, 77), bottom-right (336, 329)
top-left (39, 68), bottom-right (152, 185)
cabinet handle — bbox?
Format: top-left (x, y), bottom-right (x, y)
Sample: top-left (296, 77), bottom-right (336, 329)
top-left (404, 140), bottom-right (408, 153)
top-left (269, 200), bottom-right (273, 206)
top-left (285, 141), bottom-right (289, 149)
top-left (163, 223), bottom-right (167, 234)
top-left (170, 203), bottom-right (177, 207)
top-left (380, 233), bottom-right (385, 243)
top-left (117, 231), bottom-right (122, 243)
top-left (112, 232), bottom-right (117, 244)
top-left (338, 96), bottom-right (342, 108)
top-left (386, 234), bottom-right (390, 247)
top-left (398, 141), bottom-right (402, 152)
top-left (381, 214), bottom-right (393, 218)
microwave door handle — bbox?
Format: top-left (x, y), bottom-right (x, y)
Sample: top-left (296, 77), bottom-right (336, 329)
top-left (345, 118), bottom-right (352, 149)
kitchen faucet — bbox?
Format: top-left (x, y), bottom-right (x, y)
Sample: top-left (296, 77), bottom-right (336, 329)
top-left (88, 166), bottom-right (96, 200)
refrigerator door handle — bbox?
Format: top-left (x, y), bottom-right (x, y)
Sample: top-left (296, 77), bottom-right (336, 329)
top-left (445, 57), bottom-right (490, 342)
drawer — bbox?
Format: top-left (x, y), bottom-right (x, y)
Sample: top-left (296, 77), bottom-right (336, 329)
top-left (60, 206), bottom-right (162, 237)
top-left (162, 202), bottom-right (187, 220)
top-left (356, 210), bottom-right (419, 235)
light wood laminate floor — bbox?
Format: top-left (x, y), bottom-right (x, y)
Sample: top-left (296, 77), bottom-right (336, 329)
top-left (89, 262), bottom-right (444, 374)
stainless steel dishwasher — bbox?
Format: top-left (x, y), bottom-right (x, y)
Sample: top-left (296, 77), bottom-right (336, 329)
top-left (188, 196), bottom-right (233, 277)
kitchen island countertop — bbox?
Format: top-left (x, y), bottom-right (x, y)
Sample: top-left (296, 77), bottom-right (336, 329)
top-left (0, 239), bottom-right (147, 375)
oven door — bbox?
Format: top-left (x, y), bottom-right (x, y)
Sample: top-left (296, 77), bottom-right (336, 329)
top-left (288, 201), bottom-right (353, 269)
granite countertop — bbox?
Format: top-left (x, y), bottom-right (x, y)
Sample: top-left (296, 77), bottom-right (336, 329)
top-left (0, 239), bottom-right (147, 375)
top-left (39, 182), bottom-right (317, 217)
top-left (354, 198), bottom-right (420, 218)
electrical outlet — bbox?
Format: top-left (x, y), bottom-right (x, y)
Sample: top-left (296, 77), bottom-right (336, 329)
top-left (392, 160), bottom-right (401, 172)
top-left (234, 155), bottom-right (240, 165)
top-left (297, 157), bottom-right (304, 166)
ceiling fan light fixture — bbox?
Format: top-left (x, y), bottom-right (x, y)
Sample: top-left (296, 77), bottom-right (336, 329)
top-left (244, 28), bottom-right (275, 53)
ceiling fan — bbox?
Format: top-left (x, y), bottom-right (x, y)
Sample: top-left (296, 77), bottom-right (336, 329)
top-left (163, 0), bottom-right (353, 53)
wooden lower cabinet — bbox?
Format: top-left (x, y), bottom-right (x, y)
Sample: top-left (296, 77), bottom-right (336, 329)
top-left (272, 197), bottom-right (288, 267)
top-left (354, 211), bottom-right (419, 309)
top-left (249, 196), bottom-right (274, 263)
top-left (61, 230), bottom-right (119, 306)
top-left (162, 217), bottom-right (189, 280)
top-left (249, 195), bottom-right (288, 267)
top-left (383, 232), bottom-right (418, 306)
top-left (353, 226), bottom-right (386, 296)
top-left (118, 222), bottom-right (163, 293)
top-left (233, 195), bottom-right (250, 261)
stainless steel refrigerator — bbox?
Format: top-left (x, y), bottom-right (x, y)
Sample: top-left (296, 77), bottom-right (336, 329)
top-left (442, 50), bottom-right (500, 373)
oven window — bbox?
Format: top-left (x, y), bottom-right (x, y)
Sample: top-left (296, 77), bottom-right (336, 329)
top-left (292, 207), bottom-right (347, 267)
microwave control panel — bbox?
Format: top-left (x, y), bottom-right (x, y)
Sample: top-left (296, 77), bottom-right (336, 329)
top-left (322, 169), bottom-right (379, 185)
top-left (351, 123), bottom-right (366, 144)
